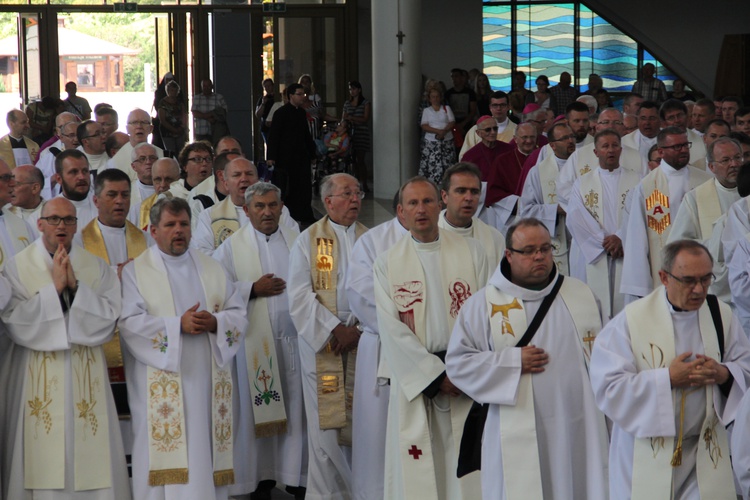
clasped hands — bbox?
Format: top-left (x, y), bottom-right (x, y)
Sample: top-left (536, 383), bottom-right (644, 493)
top-left (52, 243), bottom-right (77, 295)
top-left (669, 352), bottom-right (730, 388)
top-left (180, 303), bottom-right (218, 335)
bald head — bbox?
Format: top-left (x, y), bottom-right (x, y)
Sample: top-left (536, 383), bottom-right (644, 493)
top-left (152, 158), bottom-right (181, 194)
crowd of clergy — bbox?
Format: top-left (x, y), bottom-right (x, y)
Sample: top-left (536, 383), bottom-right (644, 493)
top-left (3, 87), bottom-right (750, 500)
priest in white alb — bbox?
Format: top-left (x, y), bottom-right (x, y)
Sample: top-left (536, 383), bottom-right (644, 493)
top-left (591, 240), bottom-right (750, 500)
top-left (119, 197), bottom-right (247, 500)
top-left (1, 197), bottom-right (130, 499)
top-left (621, 127), bottom-right (712, 301)
top-left (54, 149), bottom-right (99, 230)
top-left (439, 162), bottom-right (505, 271)
top-left (374, 177), bottom-right (487, 500)
top-left (567, 129), bottom-right (641, 319)
top-left (213, 182), bottom-right (307, 500)
top-left (446, 218), bottom-right (608, 500)
top-left (106, 109), bottom-right (163, 182)
top-left (345, 195), bottom-right (408, 500)
top-left (287, 173), bottom-right (367, 500)
top-left (668, 137), bottom-right (742, 304)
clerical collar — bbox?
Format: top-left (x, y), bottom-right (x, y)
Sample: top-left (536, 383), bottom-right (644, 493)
top-left (98, 219), bottom-right (126, 231)
top-left (9, 136), bottom-right (25, 148)
top-left (215, 188), bottom-right (226, 201)
top-left (255, 226), bottom-right (280, 242)
top-left (184, 179), bottom-right (195, 190)
top-left (328, 218), bottom-right (352, 231)
top-left (443, 213), bottom-right (472, 230)
top-left (659, 161), bottom-right (687, 175)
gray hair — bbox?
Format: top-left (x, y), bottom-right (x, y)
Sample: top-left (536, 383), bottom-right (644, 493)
top-left (320, 173), bottom-right (358, 198)
top-left (707, 137), bottom-right (741, 164)
top-left (150, 197), bottom-right (191, 226)
top-left (244, 181), bottom-right (281, 206)
top-left (131, 142), bottom-right (157, 162)
top-left (661, 239), bottom-right (713, 272)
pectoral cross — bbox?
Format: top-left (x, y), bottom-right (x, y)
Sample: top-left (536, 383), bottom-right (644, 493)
top-left (491, 298), bottom-right (523, 336)
top-left (258, 369), bottom-right (271, 392)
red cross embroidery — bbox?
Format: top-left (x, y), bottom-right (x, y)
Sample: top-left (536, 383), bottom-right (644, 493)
top-left (408, 445), bottom-right (423, 459)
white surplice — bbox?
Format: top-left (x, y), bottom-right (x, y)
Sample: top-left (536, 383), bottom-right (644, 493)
top-left (119, 247), bottom-right (247, 500)
top-left (721, 197), bottom-right (750, 267)
top-left (621, 129), bottom-right (657, 169)
top-left (668, 179), bottom-right (739, 304)
top-left (345, 217), bottom-right (408, 500)
top-left (730, 390), bottom-right (750, 499)
top-left (8, 202), bottom-right (42, 236)
top-left (620, 162), bottom-right (712, 300)
top-left (1, 239), bottom-right (130, 500)
top-left (446, 264), bottom-right (609, 500)
top-left (192, 201), bottom-right (297, 257)
top-left (373, 234), bottom-right (487, 500)
top-left (727, 237), bottom-right (750, 336)
top-left (438, 210), bottom-right (505, 273)
top-left (213, 225), bottom-right (307, 494)
top-left (288, 218), bottom-right (363, 500)
top-left (590, 290), bottom-right (750, 500)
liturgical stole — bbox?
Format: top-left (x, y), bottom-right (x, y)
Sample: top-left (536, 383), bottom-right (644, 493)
top-left (386, 229), bottom-right (479, 500)
top-left (307, 216), bottom-right (367, 445)
top-left (579, 168), bottom-right (639, 318)
top-left (537, 153), bottom-right (569, 274)
top-left (139, 193), bottom-right (159, 230)
top-left (230, 224), bottom-right (297, 437)
top-left (438, 212), bottom-right (502, 271)
top-left (626, 288), bottom-right (735, 500)
top-left (18, 243), bottom-right (112, 491)
top-left (693, 179), bottom-right (723, 240)
top-left (210, 197), bottom-right (241, 249)
top-left (485, 276), bottom-right (601, 500)
top-left (134, 247), bottom-right (237, 487)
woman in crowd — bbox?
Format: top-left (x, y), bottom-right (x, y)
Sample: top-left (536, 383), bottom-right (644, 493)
top-left (475, 72), bottom-right (493, 116)
top-left (668, 78), bottom-right (696, 102)
top-left (419, 84), bottom-right (456, 184)
top-left (298, 73), bottom-right (323, 139)
top-left (533, 75), bottom-right (555, 110)
top-left (342, 80), bottom-right (371, 191)
top-left (157, 80), bottom-right (187, 156)
top-left (255, 78), bottom-right (277, 145)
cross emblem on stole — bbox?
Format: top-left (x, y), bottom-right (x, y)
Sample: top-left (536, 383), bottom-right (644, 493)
top-left (583, 330), bottom-right (596, 352)
top-left (408, 445), bottom-right (423, 460)
top-left (491, 298), bottom-right (523, 336)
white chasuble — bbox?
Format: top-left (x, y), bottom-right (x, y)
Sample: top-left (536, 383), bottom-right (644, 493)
top-left (484, 274), bottom-right (602, 500)
top-left (229, 224), bottom-right (298, 436)
top-left (536, 153), bottom-right (569, 274)
top-left (379, 229), bottom-right (485, 500)
top-left (133, 247), bottom-right (240, 487)
top-left (626, 289), bottom-right (735, 500)
top-left (15, 242), bottom-right (113, 491)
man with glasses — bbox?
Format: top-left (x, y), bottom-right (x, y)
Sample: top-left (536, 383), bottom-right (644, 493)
top-left (447, 217), bottom-right (607, 500)
top-left (9, 164), bottom-right (44, 230)
top-left (591, 239), bottom-right (750, 500)
top-left (1, 196), bottom-right (131, 498)
top-left (460, 115), bottom-right (511, 180)
top-left (167, 141), bottom-right (214, 201)
top-left (622, 101), bottom-right (661, 169)
top-left (106, 108), bottom-right (164, 183)
top-left (459, 91), bottom-right (515, 159)
top-left (621, 127), bottom-right (712, 302)
top-left (660, 99), bottom-right (706, 167)
top-left (669, 137), bottom-right (742, 306)
top-left (77, 120), bottom-right (108, 173)
top-left (128, 142), bottom-right (159, 217)
top-left (375, 176), bottom-right (487, 500)
top-left (267, 83), bottom-right (317, 224)
top-left (288, 173), bottom-right (367, 499)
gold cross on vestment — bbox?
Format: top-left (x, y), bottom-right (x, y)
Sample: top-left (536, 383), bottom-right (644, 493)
top-left (491, 298), bottom-right (523, 336)
top-left (583, 330), bottom-right (596, 352)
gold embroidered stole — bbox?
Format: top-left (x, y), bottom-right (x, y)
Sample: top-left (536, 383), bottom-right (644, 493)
top-left (134, 247), bottom-right (236, 487)
top-left (643, 168), bottom-right (673, 287)
top-left (386, 229), bottom-right (479, 500)
top-left (580, 168), bottom-right (639, 318)
top-left (537, 153), bottom-right (569, 274)
top-left (307, 216), bottom-right (367, 444)
top-left (210, 197), bottom-right (241, 249)
top-left (626, 288), bottom-right (735, 500)
top-left (231, 224), bottom-right (298, 437)
top-left (486, 276), bottom-right (601, 499)
top-left (139, 193), bottom-right (159, 230)
top-left (82, 219), bottom-right (148, 382)
top-left (17, 243), bottom-right (112, 491)
top-left (694, 179), bottom-right (723, 240)
top-left (0, 211), bottom-right (33, 271)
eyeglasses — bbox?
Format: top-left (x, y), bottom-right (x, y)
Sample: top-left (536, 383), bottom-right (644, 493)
top-left (664, 271), bottom-right (715, 289)
top-left (82, 131), bottom-right (106, 140)
top-left (40, 216), bottom-right (78, 226)
top-left (0, 174), bottom-right (13, 182)
top-left (128, 120), bottom-right (151, 127)
top-left (660, 142), bottom-right (692, 152)
top-left (713, 155), bottom-right (743, 167)
top-left (134, 155), bottom-right (159, 164)
top-left (187, 156), bottom-right (212, 164)
top-left (328, 190), bottom-right (365, 200)
top-left (508, 244), bottom-right (553, 257)
top-left (480, 126), bottom-right (499, 132)
top-left (549, 134), bottom-right (576, 143)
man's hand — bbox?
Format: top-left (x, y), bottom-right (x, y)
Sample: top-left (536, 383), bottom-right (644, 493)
top-left (603, 234), bottom-right (623, 259)
top-left (180, 303), bottom-right (218, 335)
top-left (669, 352), bottom-right (704, 388)
top-left (521, 345), bottom-right (548, 374)
top-left (692, 354), bottom-right (730, 386)
top-left (556, 204), bottom-right (566, 215)
top-left (252, 273), bottom-right (286, 298)
top-left (331, 323), bottom-right (360, 355)
top-left (439, 376), bottom-right (463, 397)
top-left (52, 244), bottom-right (69, 294)
top-left (117, 258), bottom-right (133, 281)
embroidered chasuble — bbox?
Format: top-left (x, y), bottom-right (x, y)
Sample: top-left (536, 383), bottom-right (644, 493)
top-left (132, 248), bottom-right (240, 487)
top-left (209, 197), bottom-right (241, 249)
top-left (82, 218), bottom-right (148, 383)
top-left (307, 216), bottom-right (367, 444)
top-left (537, 153), bottom-right (569, 274)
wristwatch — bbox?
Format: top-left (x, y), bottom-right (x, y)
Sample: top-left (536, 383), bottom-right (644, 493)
top-left (355, 323), bottom-right (364, 334)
